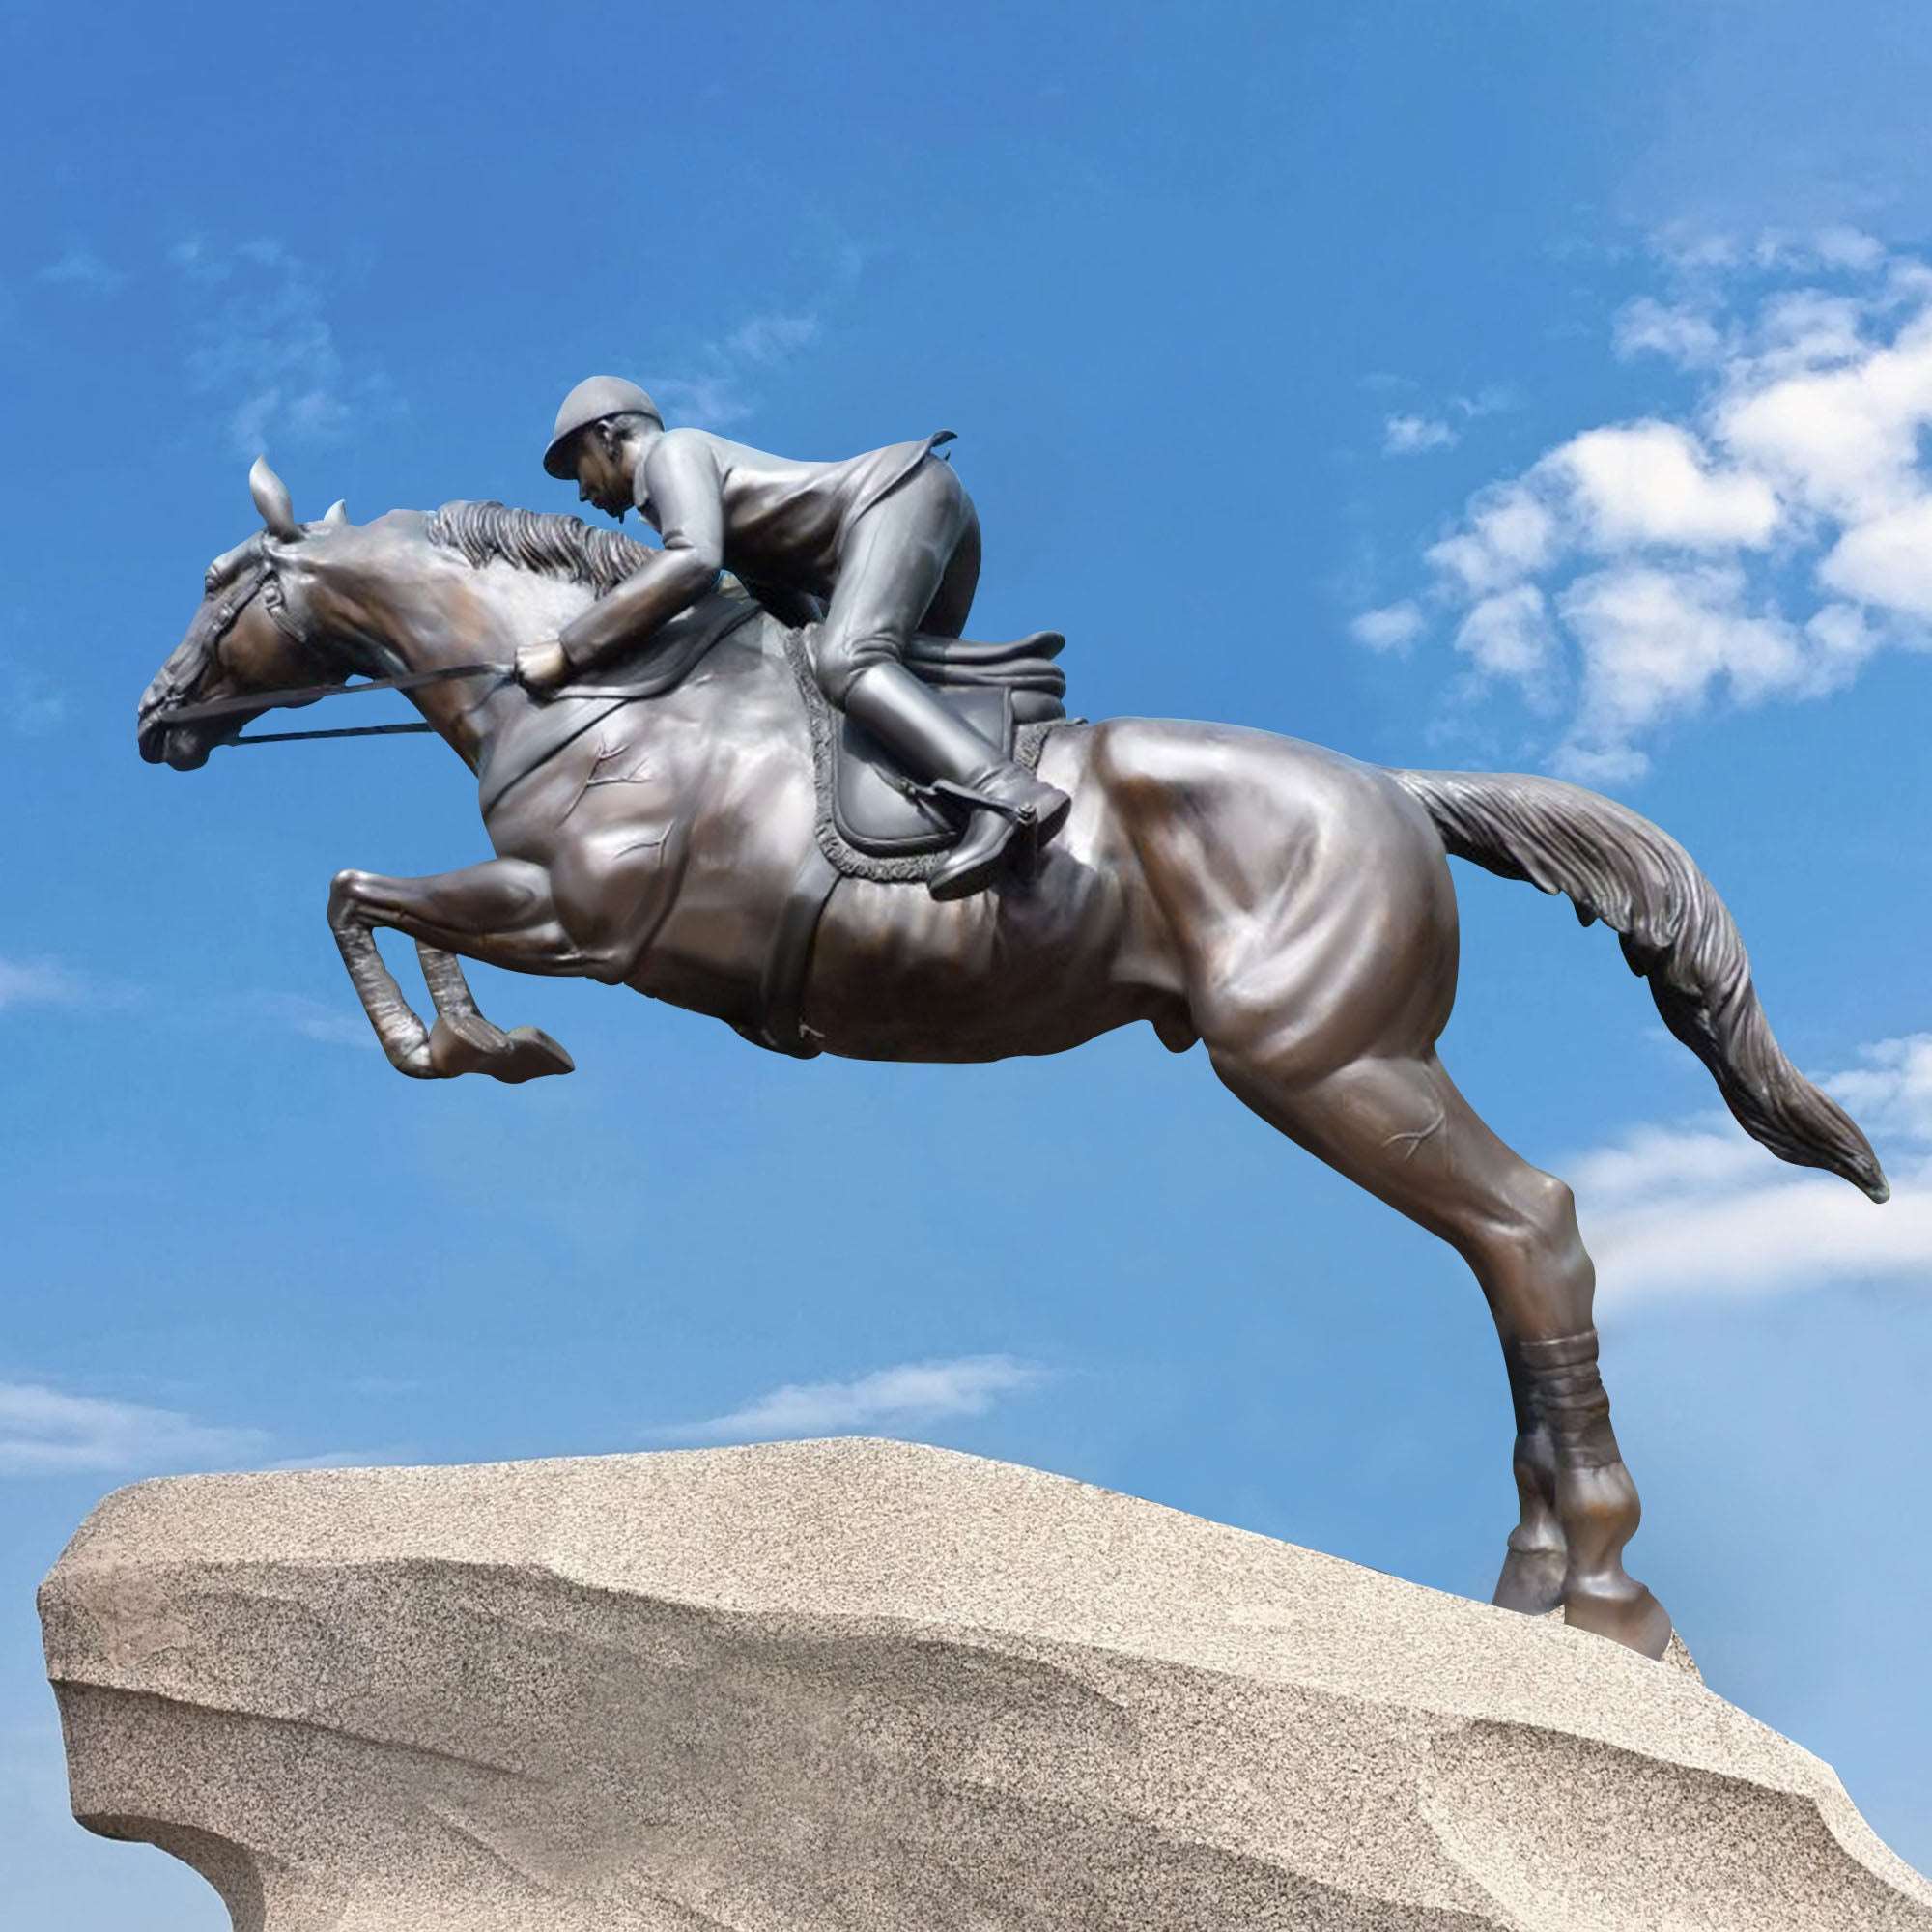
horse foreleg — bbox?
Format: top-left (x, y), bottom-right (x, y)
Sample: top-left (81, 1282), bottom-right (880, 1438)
top-left (327, 861), bottom-right (581, 1082)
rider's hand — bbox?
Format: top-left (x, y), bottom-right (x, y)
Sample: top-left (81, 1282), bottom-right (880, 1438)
top-left (515, 639), bottom-right (570, 695)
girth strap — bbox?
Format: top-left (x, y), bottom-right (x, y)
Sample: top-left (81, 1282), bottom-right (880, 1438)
top-left (736, 843), bottom-right (841, 1060)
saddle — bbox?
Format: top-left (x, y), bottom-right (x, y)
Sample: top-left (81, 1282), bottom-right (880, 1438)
top-left (745, 625), bottom-right (1072, 1063)
top-left (787, 626), bottom-right (1069, 878)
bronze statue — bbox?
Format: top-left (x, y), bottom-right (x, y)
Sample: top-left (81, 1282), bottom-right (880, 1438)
top-left (136, 454), bottom-right (1890, 1663)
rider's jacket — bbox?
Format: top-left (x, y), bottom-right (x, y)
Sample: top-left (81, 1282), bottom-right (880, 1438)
top-left (556, 428), bottom-right (953, 675)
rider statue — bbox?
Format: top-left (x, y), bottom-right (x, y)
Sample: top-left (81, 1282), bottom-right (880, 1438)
top-left (518, 376), bottom-right (1071, 901)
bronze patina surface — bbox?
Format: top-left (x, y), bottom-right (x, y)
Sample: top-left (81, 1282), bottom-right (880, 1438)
top-left (136, 457), bottom-right (1889, 1661)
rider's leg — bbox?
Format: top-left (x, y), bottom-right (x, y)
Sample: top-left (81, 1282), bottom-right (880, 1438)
top-left (820, 464), bottom-right (1068, 900)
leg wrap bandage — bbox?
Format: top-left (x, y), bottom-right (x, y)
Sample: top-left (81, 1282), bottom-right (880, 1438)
top-left (1516, 1329), bottom-right (1619, 1470)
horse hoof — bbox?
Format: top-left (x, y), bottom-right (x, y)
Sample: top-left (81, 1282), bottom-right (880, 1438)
top-left (428, 1011), bottom-right (513, 1077)
top-left (1492, 1544), bottom-right (1566, 1616)
top-left (488, 1026), bottom-right (575, 1083)
top-left (1562, 1579), bottom-right (1674, 1661)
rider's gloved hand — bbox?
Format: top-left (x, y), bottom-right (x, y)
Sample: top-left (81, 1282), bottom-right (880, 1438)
top-left (514, 639), bottom-right (570, 695)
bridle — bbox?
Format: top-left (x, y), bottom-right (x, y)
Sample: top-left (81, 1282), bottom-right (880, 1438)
top-left (153, 548), bottom-right (765, 749)
top-left (149, 545), bottom-right (497, 747)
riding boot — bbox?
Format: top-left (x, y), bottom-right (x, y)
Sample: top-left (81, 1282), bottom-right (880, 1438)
top-left (841, 662), bottom-right (1071, 901)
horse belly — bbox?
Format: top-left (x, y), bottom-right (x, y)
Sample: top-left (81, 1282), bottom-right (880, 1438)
top-left (804, 835), bottom-right (1179, 1065)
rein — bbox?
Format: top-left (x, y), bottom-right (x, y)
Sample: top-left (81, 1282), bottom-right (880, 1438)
top-left (158, 661), bottom-right (505, 744)
top-left (156, 594), bottom-right (767, 749)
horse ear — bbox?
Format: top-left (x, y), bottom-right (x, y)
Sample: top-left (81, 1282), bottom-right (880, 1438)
top-left (320, 499), bottom-right (349, 526)
top-left (249, 456), bottom-right (301, 540)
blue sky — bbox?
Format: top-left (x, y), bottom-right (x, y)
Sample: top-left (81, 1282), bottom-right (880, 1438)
top-left (6, 1), bottom-right (1931, 1918)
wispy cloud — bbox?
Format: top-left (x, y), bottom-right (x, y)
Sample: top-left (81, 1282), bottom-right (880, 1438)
top-left (0, 625), bottom-right (68, 736)
top-left (644, 1353), bottom-right (1052, 1444)
top-left (249, 990), bottom-right (374, 1049)
top-left (170, 236), bottom-right (399, 457)
top-left (1574, 1033), bottom-right (1932, 1310)
top-left (1356, 226), bottom-right (1932, 779)
top-left (0, 957), bottom-right (85, 1011)
top-left (1384, 413), bottom-right (1458, 455)
top-left (257, 1446), bottom-right (416, 1471)
top-left (1350, 602), bottom-right (1426, 652)
top-left (35, 245), bottom-right (127, 295)
top-left (1379, 386), bottom-right (1517, 457)
top-left (0, 955), bottom-right (141, 1016)
top-left (0, 1382), bottom-right (269, 1477)
top-left (648, 307), bottom-right (824, 429)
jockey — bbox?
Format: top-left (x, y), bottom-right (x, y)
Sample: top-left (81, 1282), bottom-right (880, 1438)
top-left (523, 376), bottom-right (1070, 902)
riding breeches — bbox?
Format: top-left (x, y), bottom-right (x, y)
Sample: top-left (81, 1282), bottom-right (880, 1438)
top-left (812, 455), bottom-right (983, 705)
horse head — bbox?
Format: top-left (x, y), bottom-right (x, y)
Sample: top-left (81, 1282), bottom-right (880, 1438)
top-left (138, 458), bottom-right (353, 770)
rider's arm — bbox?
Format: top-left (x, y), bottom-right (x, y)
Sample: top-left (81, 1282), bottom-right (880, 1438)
top-left (554, 433), bottom-right (725, 674)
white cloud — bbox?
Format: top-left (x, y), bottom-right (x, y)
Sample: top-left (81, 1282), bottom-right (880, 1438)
top-left (0, 1383), bottom-right (269, 1476)
top-left (645, 1353), bottom-right (1051, 1444)
top-left (258, 1447), bottom-right (412, 1471)
top-left (1551, 563), bottom-right (1822, 779)
top-left (35, 246), bottom-right (127, 295)
top-left (724, 312), bottom-right (819, 366)
top-left (1350, 602), bottom-right (1425, 653)
top-left (1378, 233), bottom-right (1932, 778)
top-left (1818, 497), bottom-right (1932, 617)
top-left (1384, 413), bottom-right (1458, 455)
top-left (0, 957), bottom-right (85, 1011)
top-left (1545, 422), bottom-right (1780, 552)
top-left (250, 991), bottom-right (375, 1049)
top-left (1571, 1035), bottom-right (1932, 1309)
top-left (1454, 584), bottom-right (1555, 681)
top-left (1425, 483), bottom-right (1560, 597)
top-left (1614, 298), bottom-right (1726, 368)
top-left (650, 305), bottom-right (828, 428)
top-left (171, 237), bottom-right (397, 457)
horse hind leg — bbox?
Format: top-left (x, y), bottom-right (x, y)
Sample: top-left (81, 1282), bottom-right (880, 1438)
top-left (414, 945), bottom-right (573, 1084)
top-left (1208, 1042), bottom-right (1673, 1661)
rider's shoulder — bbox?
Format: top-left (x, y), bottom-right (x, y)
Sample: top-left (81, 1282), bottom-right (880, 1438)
top-left (635, 426), bottom-right (724, 492)
top-left (641, 425), bottom-right (726, 467)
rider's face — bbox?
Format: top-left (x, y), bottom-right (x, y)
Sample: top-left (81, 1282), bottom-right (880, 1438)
top-left (573, 431), bottom-right (633, 521)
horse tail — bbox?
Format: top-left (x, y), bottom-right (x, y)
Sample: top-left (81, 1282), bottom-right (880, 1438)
top-left (1389, 767), bottom-right (1889, 1203)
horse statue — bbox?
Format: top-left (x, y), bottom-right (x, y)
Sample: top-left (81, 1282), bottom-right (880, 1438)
top-left (137, 458), bottom-right (1890, 1662)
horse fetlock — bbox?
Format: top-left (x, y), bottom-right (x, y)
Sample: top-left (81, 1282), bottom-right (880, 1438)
top-left (1553, 1459), bottom-right (1642, 1561)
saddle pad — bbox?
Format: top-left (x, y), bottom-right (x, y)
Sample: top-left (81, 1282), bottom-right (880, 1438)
top-left (834, 685), bottom-right (1014, 856)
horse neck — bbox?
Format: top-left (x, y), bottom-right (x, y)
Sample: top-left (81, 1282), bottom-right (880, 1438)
top-left (308, 519), bottom-right (794, 775)
top-left (304, 515), bottom-right (561, 769)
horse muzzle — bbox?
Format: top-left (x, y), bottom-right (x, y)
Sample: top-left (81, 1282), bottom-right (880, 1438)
top-left (137, 701), bottom-right (213, 771)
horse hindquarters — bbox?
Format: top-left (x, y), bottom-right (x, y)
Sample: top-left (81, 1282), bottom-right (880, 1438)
top-left (1096, 720), bottom-right (1670, 1658)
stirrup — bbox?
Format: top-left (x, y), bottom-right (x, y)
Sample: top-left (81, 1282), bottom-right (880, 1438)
top-left (923, 776), bottom-right (1042, 827)
top-left (928, 781), bottom-right (1046, 882)
top-left (925, 777), bottom-right (1046, 878)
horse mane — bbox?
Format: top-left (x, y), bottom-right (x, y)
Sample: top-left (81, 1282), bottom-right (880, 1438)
top-left (425, 500), bottom-right (655, 594)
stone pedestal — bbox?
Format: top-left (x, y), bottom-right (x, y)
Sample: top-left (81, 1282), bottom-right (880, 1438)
top-left (40, 1437), bottom-right (1932, 1929)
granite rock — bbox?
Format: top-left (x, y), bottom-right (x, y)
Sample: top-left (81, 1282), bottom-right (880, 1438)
top-left (40, 1436), bottom-right (1932, 1930)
